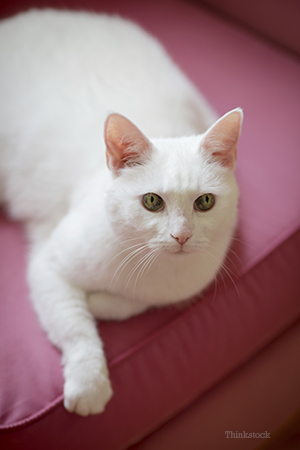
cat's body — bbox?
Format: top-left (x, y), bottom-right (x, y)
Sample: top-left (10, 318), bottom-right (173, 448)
top-left (0, 9), bottom-right (242, 416)
top-left (0, 9), bottom-right (215, 231)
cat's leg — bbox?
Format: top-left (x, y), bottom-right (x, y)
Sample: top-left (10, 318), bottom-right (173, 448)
top-left (28, 245), bottom-right (113, 416)
top-left (87, 291), bottom-right (148, 321)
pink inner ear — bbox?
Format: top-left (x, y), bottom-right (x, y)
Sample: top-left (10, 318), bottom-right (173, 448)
top-left (202, 108), bottom-right (243, 170)
top-left (104, 113), bottom-right (151, 174)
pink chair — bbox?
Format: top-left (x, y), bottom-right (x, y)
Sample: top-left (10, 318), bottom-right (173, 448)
top-left (1, 1), bottom-right (299, 449)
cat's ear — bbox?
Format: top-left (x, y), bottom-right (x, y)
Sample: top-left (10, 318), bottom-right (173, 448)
top-left (201, 108), bottom-right (243, 170)
top-left (104, 113), bottom-right (151, 174)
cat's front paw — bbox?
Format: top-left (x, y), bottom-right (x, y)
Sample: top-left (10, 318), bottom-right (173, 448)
top-left (63, 358), bottom-right (113, 416)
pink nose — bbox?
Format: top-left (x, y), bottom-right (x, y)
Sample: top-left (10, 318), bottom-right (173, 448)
top-left (170, 233), bottom-right (191, 246)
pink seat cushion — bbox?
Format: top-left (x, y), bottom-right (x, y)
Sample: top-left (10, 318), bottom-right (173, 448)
top-left (1, 0), bottom-right (300, 449)
top-left (197, 0), bottom-right (300, 56)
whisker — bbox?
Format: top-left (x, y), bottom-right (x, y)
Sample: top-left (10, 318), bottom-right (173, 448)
top-left (106, 242), bottom-right (144, 268)
top-left (201, 250), bottom-right (219, 305)
top-left (140, 249), bottom-right (160, 278)
top-left (226, 247), bottom-right (243, 269)
top-left (131, 250), bottom-right (159, 300)
top-left (124, 247), bottom-right (154, 293)
top-left (109, 245), bottom-right (148, 289)
top-left (218, 261), bottom-right (240, 299)
top-left (204, 244), bottom-right (239, 279)
top-left (231, 236), bottom-right (257, 251)
top-left (208, 240), bottom-right (243, 271)
top-left (203, 248), bottom-right (240, 299)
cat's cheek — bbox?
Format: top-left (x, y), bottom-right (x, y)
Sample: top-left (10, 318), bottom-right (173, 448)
top-left (105, 202), bottom-right (145, 240)
top-left (106, 189), bottom-right (156, 235)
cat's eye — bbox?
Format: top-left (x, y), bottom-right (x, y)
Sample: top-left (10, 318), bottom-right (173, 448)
top-left (142, 193), bottom-right (164, 212)
top-left (194, 194), bottom-right (215, 211)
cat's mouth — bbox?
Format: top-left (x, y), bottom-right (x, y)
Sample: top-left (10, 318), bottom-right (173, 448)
top-left (151, 240), bottom-right (196, 256)
top-left (167, 244), bottom-right (195, 256)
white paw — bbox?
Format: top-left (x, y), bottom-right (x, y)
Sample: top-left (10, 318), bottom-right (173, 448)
top-left (63, 357), bottom-right (113, 416)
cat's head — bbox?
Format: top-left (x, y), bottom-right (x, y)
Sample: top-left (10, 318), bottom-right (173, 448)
top-left (104, 109), bottom-right (242, 256)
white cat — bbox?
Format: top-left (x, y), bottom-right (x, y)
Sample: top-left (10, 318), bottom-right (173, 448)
top-left (0, 9), bottom-right (243, 416)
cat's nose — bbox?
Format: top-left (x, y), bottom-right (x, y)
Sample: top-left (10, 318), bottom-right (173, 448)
top-left (170, 232), bottom-right (192, 246)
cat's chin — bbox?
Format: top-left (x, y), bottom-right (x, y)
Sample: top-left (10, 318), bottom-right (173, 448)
top-left (166, 247), bottom-right (195, 258)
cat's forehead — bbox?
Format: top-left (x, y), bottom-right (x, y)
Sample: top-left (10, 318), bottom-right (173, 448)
top-left (149, 136), bottom-right (222, 195)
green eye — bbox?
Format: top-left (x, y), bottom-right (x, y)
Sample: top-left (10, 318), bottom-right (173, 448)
top-left (142, 193), bottom-right (164, 212)
top-left (194, 194), bottom-right (215, 211)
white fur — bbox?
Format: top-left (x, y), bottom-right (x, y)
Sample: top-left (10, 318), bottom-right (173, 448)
top-left (0, 9), bottom-right (242, 416)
